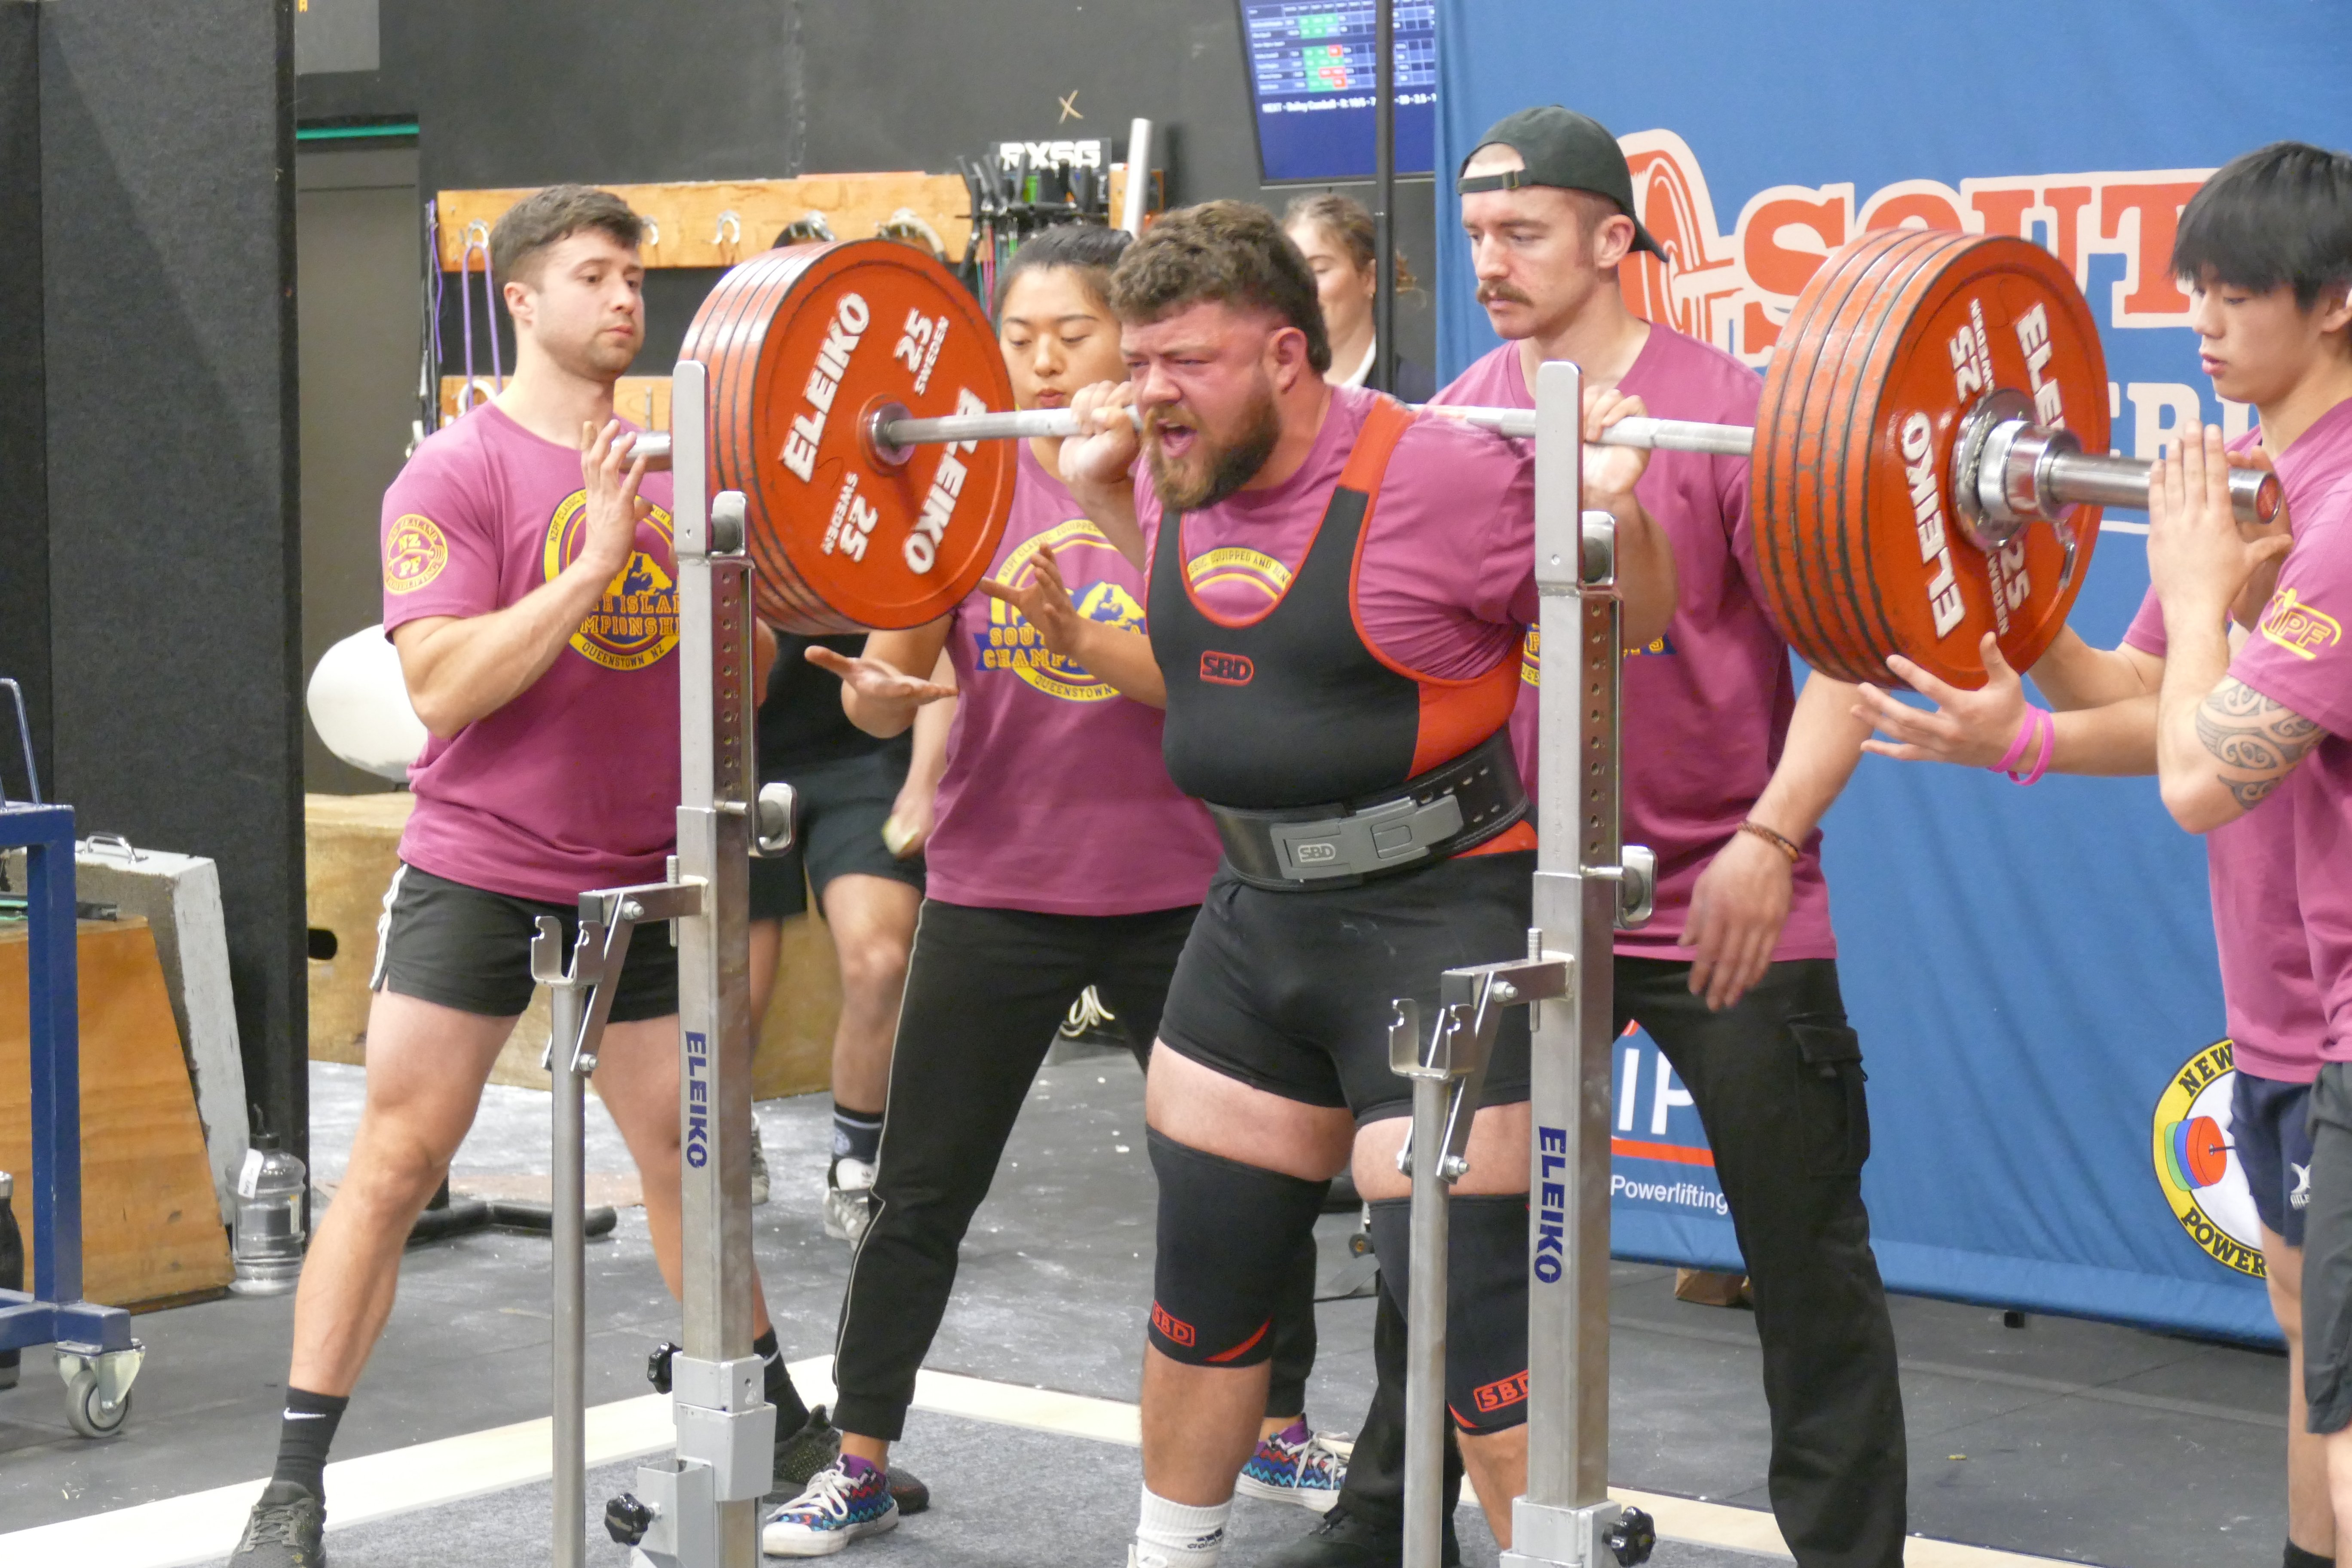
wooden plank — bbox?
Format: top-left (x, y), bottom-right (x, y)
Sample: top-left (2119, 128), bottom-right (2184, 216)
top-left (303, 792), bottom-right (834, 1098)
top-left (0, 918), bottom-right (235, 1307)
top-left (435, 174), bottom-right (975, 271)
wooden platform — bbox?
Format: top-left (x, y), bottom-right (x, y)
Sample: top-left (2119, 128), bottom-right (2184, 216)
top-left (306, 793), bottom-right (836, 1098)
top-left (0, 917), bottom-right (234, 1307)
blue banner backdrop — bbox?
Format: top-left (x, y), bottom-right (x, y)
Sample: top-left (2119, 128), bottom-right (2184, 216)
top-left (1433, 0), bottom-right (2352, 1342)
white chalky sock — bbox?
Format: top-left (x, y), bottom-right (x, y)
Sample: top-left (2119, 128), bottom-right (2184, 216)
top-left (1132, 1485), bottom-right (1229, 1567)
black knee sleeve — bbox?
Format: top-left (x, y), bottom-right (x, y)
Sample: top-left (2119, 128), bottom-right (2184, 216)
top-left (1368, 1194), bottom-right (1531, 1433)
top-left (1147, 1129), bottom-right (1328, 1366)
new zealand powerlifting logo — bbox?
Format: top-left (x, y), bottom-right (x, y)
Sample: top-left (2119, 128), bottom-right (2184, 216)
top-left (2152, 1039), bottom-right (2266, 1279)
top-left (383, 514), bottom-right (450, 596)
top-left (542, 491), bottom-right (679, 672)
top-left (976, 519), bottom-right (1143, 701)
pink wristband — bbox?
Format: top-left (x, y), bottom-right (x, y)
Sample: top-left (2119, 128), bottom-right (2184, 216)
top-left (2008, 707), bottom-right (2055, 786)
top-left (1991, 708), bottom-right (2041, 774)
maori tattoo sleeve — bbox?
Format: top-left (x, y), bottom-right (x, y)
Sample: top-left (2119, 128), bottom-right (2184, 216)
top-left (2194, 679), bottom-right (2324, 810)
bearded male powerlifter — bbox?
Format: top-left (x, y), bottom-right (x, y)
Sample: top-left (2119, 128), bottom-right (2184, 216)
top-left (1279, 107), bottom-right (1907, 1568)
top-left (1048, 199), bottom-right (1675, 1567)
top-left (229, 186), bottom-right (826, 1568)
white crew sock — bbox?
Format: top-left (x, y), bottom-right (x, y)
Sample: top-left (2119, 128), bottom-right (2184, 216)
top-left (1133, 1485), bottom-right (1229, 1567)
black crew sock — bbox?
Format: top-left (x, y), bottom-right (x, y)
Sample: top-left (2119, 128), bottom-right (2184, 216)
top-left (754, 1329), bottom-right (811, 1431)
top-left (831, 1104), bottom-right (883, 1167)
top-left (2285, 1543), bottom-right (2334, 1568)
top-left (270, 1386), bottom-right (349, 1498)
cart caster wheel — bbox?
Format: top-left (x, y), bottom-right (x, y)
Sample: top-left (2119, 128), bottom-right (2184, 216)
top-left (64, 1370), bottom-right (130, 1437)
top-left (1347, 1230), bottom-right (1373, 1258)
top-left (57, 1342), bottom-right (144, 1439)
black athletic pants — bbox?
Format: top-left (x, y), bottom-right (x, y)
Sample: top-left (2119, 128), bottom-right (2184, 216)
top-left (829, 898), bottom-right (1319, 1440)
top-left (1335, 956), bottom-right (1905, 1568)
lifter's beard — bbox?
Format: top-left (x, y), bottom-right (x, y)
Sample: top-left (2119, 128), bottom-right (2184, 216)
top-left (1147, 377), bottom-right (1281, 511)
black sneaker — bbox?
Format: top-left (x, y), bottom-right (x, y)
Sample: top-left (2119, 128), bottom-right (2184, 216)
top-left (228, 1480), bottom-right (326, 1567)
top-left (1254, 1504), bottom-right (1461, 1568)
top-left (769, 1403), bottom-right (930, 1516)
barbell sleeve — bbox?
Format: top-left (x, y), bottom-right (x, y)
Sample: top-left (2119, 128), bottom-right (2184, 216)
top-left (2042, 449), bottom-right (2279, 525)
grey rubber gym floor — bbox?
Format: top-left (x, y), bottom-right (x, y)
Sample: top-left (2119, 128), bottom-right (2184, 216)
top-left (0, 1053), bottom-right (2300, 1565)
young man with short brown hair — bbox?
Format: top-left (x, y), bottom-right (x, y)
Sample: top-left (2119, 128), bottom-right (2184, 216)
top-left (228, 185), bottom-right (837, 1567)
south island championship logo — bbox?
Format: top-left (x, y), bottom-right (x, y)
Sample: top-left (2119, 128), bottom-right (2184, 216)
top-left (978, 519), bottom-right (1145, 701)
top-left (2152, 1039), bottom-right (2266, 1278)
top-left (543, 491), bottom-right (680, 671)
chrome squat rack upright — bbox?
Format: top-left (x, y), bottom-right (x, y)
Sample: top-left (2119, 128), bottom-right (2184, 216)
top-left (1392, 361), bottom-right (1658, 1568)
top-left (540, 357), bottom-right (795, 1568)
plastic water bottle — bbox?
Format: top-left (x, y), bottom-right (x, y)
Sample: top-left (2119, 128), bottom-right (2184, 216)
top-left (230, 1134), bottom-right (307, 1296)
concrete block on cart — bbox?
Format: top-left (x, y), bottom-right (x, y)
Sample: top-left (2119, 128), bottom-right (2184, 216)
top-left (0, 917), bottom-right (235, 1307)
top-left (64, 838), bottom-right (247, 1225)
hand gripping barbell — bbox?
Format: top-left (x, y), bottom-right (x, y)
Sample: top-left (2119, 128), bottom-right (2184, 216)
top-left (619, 233), bottom-right (2275, 689)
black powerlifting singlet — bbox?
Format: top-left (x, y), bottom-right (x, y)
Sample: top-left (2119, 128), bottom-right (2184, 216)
top-left (1149, 397), bottom-right (1517, 812)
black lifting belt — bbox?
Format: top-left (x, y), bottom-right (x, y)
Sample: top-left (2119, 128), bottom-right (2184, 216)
top-left (1207, 729), bottom-right (1528, 892)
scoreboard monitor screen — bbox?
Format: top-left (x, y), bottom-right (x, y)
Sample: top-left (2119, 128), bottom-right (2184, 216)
top-left (1239, 2), bottom-right (1436, 184)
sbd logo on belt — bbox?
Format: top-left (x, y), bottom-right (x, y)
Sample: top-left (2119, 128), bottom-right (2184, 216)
top-left (1201, 650), bottom-right (1254, 686)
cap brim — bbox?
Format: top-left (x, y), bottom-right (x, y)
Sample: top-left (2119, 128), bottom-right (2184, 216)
top-left (1629, 218), bottom-right (1668, 261)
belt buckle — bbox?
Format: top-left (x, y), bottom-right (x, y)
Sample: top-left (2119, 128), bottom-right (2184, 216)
top-left (1268, 793), bottom-right (1466, 882)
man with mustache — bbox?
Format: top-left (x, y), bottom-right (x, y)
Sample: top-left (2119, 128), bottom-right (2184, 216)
top-left (1051, 199), bottom-right (1676, 1567)
top-left (1273, 107), bottom-right (1903, 1568)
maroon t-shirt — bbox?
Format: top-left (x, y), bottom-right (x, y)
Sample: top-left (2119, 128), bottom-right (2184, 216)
top-left (1435, 332), bottom-right (1834, 961)
top-left (2125, 575), bottom-right (2323, 1083)
top-left (2220, 398), bottom-right (2352, 1060)
top-left (926, 446), bottom-right (1222, 915)
top-left (1136, 384), bottom-right (1537, 676)
top-left (381, 404), bottom-right (680, 903)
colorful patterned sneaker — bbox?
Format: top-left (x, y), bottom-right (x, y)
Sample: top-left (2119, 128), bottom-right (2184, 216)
top-left (824, 1158), bottom-right (876, 1244)
top-left (227, 1479), bottom-right (326, 1567)
top-left (1234, 1419), bottom-right (1348, 1513)
top-left (762, 1455), bottom-right (898, 1556)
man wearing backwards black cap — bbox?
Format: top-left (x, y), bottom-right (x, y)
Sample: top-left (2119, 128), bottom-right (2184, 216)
top-left (1269, 107), bottom-right (1906, 1568)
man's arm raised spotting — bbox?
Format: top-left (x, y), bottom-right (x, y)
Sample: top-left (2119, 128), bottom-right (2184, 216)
top-left (393, 420), bottom-right (652, 738)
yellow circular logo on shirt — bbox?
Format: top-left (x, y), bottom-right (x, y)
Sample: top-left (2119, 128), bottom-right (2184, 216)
top-left (981, 519), bottom-right (1140, 703)
top-left (542, 491), bottom-right (679, 671)
top-left (2150, 1038), bottom-right (2266, 1279)
top-left (383, 514), bottom-right (450, 595)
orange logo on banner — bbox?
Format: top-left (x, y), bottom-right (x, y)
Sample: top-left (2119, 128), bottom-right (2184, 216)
top-left (2258, 588), bottom-right (2342, 662)
top-left (383, 514), bottom-right (450, 595)
top-left (1606, 129), bottom-right (2211, 362)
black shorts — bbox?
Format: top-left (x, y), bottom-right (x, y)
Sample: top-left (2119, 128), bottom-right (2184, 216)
top-left (748, 751), bottom-right (925, 921)
top-left (1157, 850), bottom-right (1534, 1124)
top-left (2233, 1069), bottom-right (2315, 1247)
top-left (370, 863), bottom-right (680, 1023)
top-left (2302, 1062), bottom-right (2352, 1431)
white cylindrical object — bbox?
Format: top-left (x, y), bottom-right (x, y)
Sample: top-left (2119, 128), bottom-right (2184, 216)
top-left (1121, 118), bottom-right (1154, 237)
top-left (306, 625), bottom-right (430, 781)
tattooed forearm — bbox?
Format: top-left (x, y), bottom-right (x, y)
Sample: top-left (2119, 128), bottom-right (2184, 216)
top-left (2193, 679), bottom-right (2324, 804)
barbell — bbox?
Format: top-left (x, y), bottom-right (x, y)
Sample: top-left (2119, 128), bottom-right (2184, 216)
top-left (621, 233), bottom-right (2277, 687)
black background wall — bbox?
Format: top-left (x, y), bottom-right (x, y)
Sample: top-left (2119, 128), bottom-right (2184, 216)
top-left (26, 1), bottom-right (306, 1160)
top-left (297, 0), bottom-right (1440, 382)
top-left (0, 3), bottom-right (48, 802)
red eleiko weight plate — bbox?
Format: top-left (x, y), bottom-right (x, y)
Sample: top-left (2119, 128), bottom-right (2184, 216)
top-left (683, 239), bottom-right (1018, 632)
